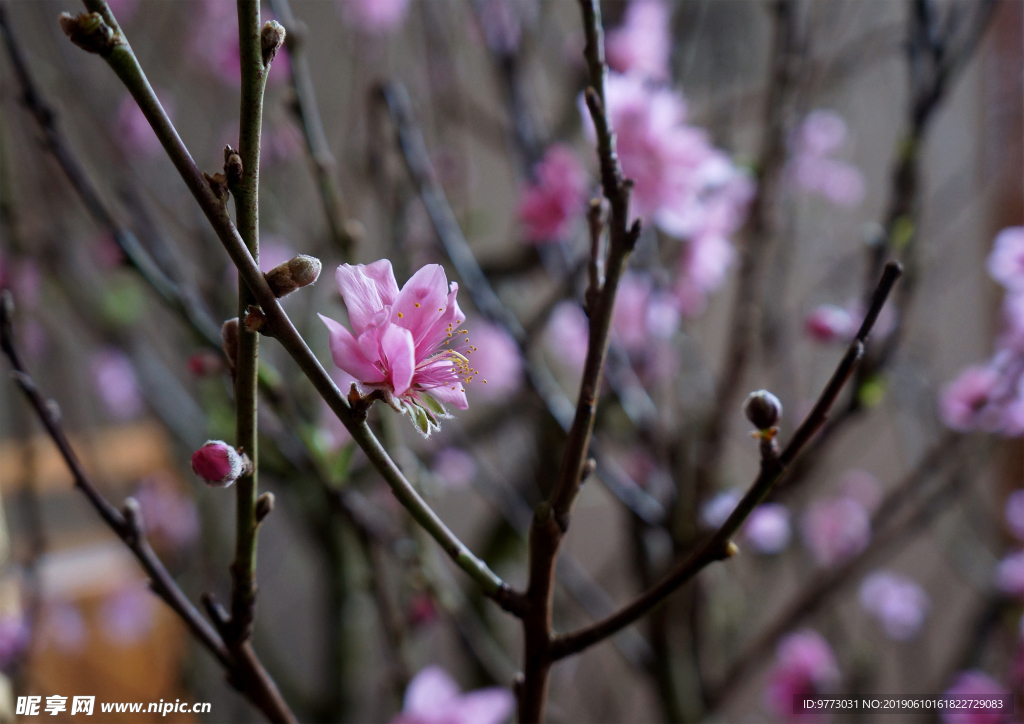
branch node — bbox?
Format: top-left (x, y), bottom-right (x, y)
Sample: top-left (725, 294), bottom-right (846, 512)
top-left (58, 12), bottom-right (120, 56)
top-left (121, 496), bottom-right (144, 540)
top-left (203, 171), bottom-right (229, 205)
top-left (243, 305), bottom-right (268, 334)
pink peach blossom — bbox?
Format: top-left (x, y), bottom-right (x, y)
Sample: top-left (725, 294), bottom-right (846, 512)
top-left (0, 612), bottom-right (29, 669)
top-left (431, 447), bottom-right (477, 489)
top-left (517, 144), bottom-right (589, 244)
top-left (91, 348), bottom-right (144, 420)
top-left (463, 321), bottom-right (523, 401)
top-left (1006, 490), bottom-right (1024, 542)
top-left (133, 474), bottom-right (200, 549)
top-left (805, 304), bottom-right (858, 344)
top-left (744, 503), bottom-right (792, 555)
top-left (765, 630), bottom-right (840, 722)
top-left (987, 226), bottom-right (1024, 292)
top-left (38, 601), bottom-right (86, 654)
top-left (612, 272), bottom-right (652, 351)
top-left (391, 665), bottom-right (515, 724)
top-left (115, 91), bottom-right (170, 158)
top-left (939, 365), bottom-right (1002, 432)
top-left (544, 301), bottom-right (590, 371)
top-left (701, 489), bottom-right (741, 529)
top-left (191, 1), bottom-right (291, 87)
top-left (940, 671), bottom-right (1010, 724)
top-left (801, 497), bottom-right (871, 568)
top-left (320, 261), bottom-right (473, 432)
top-left (791, 110), bottom-right (865, 208)
top-left (606, 0), bottom-right (671, 82)
top-left (995, 550), bottom-right (1024, 597)
top-left (858, 570), bottom-right (930, 640)
top-left (838, 469), bottom-right (884, 514)
top-left (99, 584), bottom-right (156, 647)
top-left (338, 0), bottom-right (410, 35)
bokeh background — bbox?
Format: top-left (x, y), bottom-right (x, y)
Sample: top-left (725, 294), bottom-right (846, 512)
top-left (0, 0), bottom-right (1022, 722)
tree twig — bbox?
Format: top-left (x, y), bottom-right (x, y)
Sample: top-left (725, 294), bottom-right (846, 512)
top-left (266, 0), bottom-right (358, 258)
top-left (549, 262), bottom-right (902, 662)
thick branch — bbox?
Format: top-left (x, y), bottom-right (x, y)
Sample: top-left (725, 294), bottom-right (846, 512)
top-left (228, 0), bottom-right (267, 649)
top-left (550, 262), bottom-right (902, 661)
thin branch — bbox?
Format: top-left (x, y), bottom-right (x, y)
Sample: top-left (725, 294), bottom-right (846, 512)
top-left (266, 0), bottom-right (358, 258)
top-left (696, 0), bottom-right (802, 500)
top-left (62, 0), bottom-right (519, 613)
top-left (707, 436), bottom-right (973, 708)
top-left (549, 262), bottom-right (903, 661)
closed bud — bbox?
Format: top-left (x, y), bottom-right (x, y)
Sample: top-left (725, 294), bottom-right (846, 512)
top-left (743, 389), bottom-right (783, 431)
top-left (265, 255), bottom-right (321, 298)
top-left (59, 12), bottom-right (119, 55)
top-left (223, 145), bottom-right (243, 187)
top-left (260, 20), bottom-right (286, 67)
top-left (191, 440), bottom-right (248, 487)
top-left (255, 492), bottom-right (275, 523)
top-left (244, 305), bottom-right (267, 334)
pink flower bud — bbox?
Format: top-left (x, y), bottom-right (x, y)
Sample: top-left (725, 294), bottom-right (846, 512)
top-left (805, 304), bottom-right (857, 343)
top-left (190, 440), bottom-right (246, 488)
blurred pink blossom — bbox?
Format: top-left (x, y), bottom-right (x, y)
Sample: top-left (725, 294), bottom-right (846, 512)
top-left (858, 571), bottom-right (930, 640)
top-left (701, 489), bottom-right (741, 529)
top-left (475, 0), bottom-right (532, 55)
top-left (939, 365), bottom-right (1002, 432)
top-left (790, 110), bottom-right (865, 208)
top-left (431, 447), bottom-right (477, 490)
top-left (612, 273), bottom-right (652, 351)
top-left (744, 503), bottom-right (792, 555)
top-left (464, 321), bottom-right (523, 401)
top-left (132, 474), bottom-right (200, 549)
top-left (584, 74), bottom-right (751, 238)
top-left (39, 601), bottom-right (86, 654)
top-left (939, 671), bottom-right (1010, 724)
top-left (1006, 490), bottom-right (1024, 542)
top-left (517, 145), bottom-right (589, 244)
top-left (544, 301), bottom-right (590, 372)
top-left (0, 612), bottom-right (30, 669)
top-left (90, 348), bottom-right (144, 420)
top-left (838, 469), bottom-right (884, 514)
top-left (115, 90), bottom-right (170, 158)
top-left (606, 0), bottom-right (671, 82)
top-left (765, 630), bottom-right (840, 722)
top-left (987, 226), bottom-right (1024, 293)
top-left (391, 665), bottom-right (515, 724)
top-left (801, 496), bottom-right (871, 568)
top-left (105, 0), bottom-right (138, 24)
top-left (805, 304), bottom-right (858, 344)
top-left (99, 584), bottom-right (157, 647)
top-left (192, 1), bottom-right (290, 86)
top-left (995, 550), bottom-right (1024, 597)
top-left (645, 293), bottom-right (681, 339)
top-left (407, 593), bottom-right (438, 628)
top-left (338, 0), bottom-right (410, 35)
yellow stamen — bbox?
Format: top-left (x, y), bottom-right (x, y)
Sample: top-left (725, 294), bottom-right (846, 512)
top-left (397, 312), bottom-right (404, 318)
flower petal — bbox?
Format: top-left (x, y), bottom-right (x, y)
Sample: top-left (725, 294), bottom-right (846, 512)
top-left (392, 264), bottom-right (449, 349)
top-left (381, 324), bottom-right (416, 397)
top-left (318, 314), bottom-right (385, 384)
top-left (403, 665), bottom-right (460, 715)
top-left (361, 259), bottom-right (400, 306)
top-left (456, 688), bottom-right (516, 724)
top-left (418, 282), bottom-right (467, 357)
top-left (335, 264), bottom-right (388, 335)
top-left (427, 380), bottom-right (469, 410)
